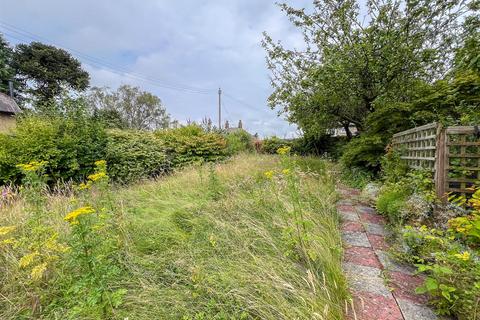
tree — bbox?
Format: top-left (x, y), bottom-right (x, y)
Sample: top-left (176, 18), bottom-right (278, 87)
top-left (87, 85), bottom-right (171, 130)
top-left (263, 0), bottom-right (473, 139)
top-left (0, 34), bottom-right (15, 95)
top-left (13, 42), bottom-right (89, 107)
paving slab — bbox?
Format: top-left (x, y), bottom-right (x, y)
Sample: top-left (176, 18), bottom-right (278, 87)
top-left (359, 212), bottom-right (386, 225)
top-left (341, 221), bottom-right (364, 232)
top-left (396, 299), bottom-right (438, 320)
top-left (340, 211), bottom-right (360, 222)
top-left (376, 251), bottom-right (416, 274)
top-left (388, 271), bottom-right (428, 304)
top-left (342, 231), bottom-right (371, 247)
top-left (368, 234), bottom-right (390, 250)
top-left (365, 222), bottom-right (388, 236)
top-left (343, 263), bottom-right (391, 297)
top-left (347, 291), bottom-right (404, 320)
top-left (344, 246), bottom-right (383, 268)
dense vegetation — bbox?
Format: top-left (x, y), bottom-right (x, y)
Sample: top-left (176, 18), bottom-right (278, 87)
top-left (264, 0), bottom-right (479, 172)
top-left (0, 154), bottom-right (347, 319)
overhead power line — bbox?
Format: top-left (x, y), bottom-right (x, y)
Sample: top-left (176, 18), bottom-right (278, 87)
top-left (0, 20), bottom-right (213, 94)
top-left (0, 20), bottom-right (264, 115)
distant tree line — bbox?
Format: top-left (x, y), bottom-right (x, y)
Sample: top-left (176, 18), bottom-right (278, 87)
top-left (0, 37), bottom-right (171, 130)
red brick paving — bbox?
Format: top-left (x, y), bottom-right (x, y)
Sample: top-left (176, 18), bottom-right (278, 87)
top-left (337, 204), bottom-right (356, 213)
top-left (344, 246), bottom-right (383, 269)
top-left (368, 234), bottom-right (390, 250)
top-left (388, 271), bottom-right (429, 304)
top-left (342, 221), bottom-right (364, 232)
top-left (346, 291), bottom-right (404, 320)
top-left (359, 212), bottom-right (386, 225)
top-left (338, 185), bottom-right (438, 320)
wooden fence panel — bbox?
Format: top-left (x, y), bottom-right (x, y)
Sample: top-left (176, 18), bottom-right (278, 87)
top-left (392, 123), bottom-right (480, 200)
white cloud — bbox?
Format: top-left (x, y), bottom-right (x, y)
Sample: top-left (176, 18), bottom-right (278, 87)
top-left (0, 0), bottom-right (313, 136)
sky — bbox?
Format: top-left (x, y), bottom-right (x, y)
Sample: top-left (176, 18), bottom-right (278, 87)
top-left (0, 0), bottom-right (315, 137)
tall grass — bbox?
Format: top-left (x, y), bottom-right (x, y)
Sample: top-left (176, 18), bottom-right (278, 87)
top-left (0, 154), bottom-right (347, 319)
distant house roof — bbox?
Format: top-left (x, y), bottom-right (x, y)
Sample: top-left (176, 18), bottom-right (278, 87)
top-left (0, 92), bottom-right (21, 114)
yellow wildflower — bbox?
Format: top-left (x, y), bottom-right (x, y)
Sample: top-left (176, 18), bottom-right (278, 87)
top-left (1, 238), bottom-right (16, 245)
top-left (64, 206), bottom-right (95, 224)
top-left (0, 226), bottom-right (16, 236)
top-left (454, 251), bottom-right (470, 261)
top-left (264, 170), bottom-right (274, 179)
top-left (282, 169), bottom-right (290, 175)
top-left (276, 146), bottom-right (291, 155)
top-left (87, 172), bottom-right (107, 182)
top-left (31, 262), bottom-right (48, 281)
top-left (78, 182), bottom-right (91, 190)
top-left (16, 161), bottom-right (47, 172)
top-left (19, 251), bottom-right (39, 268)
top-left (94, 160), bottom-right (107, 167)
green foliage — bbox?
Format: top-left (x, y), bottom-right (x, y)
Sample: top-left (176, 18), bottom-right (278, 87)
top-left (376, 187), bottom-right (410, 225)
top-left (224, 129), bottom-right (253, 154)
top-left (87, 85), bottom-right (171, 130)
top-left (340, 135), bottom-right (386, 171)
top-left (261, 136), bottom-right (291, 154)
top-left (340, 166), bottom-right (374, 189)
top-left (13, 42), bottom-right (89, 107)
top-left (105, 130), bottom-right (170, 183)
top-left (0, 111), bottom-right (107, 185)
top-left (401, 225), bottom-right (480, 319)
top-left (155, 125), bottom-right (228, 167)
top-left (0, 34), bottom-right (15, 95)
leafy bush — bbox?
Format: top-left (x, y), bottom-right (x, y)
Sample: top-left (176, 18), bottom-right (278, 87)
top-left (224, 129), bottom-right (253, 154)
top-left (291, 135), bottom-right (347, 159)
top-left (340, 135), bottom-right (386, 172)
top-left (105, 130), bottom-right (170, 183)
top-left (0, 114), bottom-right (107, 185)
top-left (340, 165), bottom-right (374, 189)
top-left (376, 186), bottom-right (410, 224)
top-left (261, 136), bottom-right (291, 154)
top-left (155, 125), bottom-right (228, 167)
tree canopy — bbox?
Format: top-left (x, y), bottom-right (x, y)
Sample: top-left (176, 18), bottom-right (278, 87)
top-left (87, 85), bottom-right (171, 130)
top-left (12, 41), bottom-right (90, 107)
top-left (263, 0), bottom-right (477, 139)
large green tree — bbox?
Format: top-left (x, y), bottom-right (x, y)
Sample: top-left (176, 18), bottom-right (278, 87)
top-left (0, 34), bottom-right (14, 95)
top-left (13, 42), bottom-right (90, 107)
top-left (87, 85), bottom-right (171, 130)
top-left (263, 0), bottom-right (474, 139)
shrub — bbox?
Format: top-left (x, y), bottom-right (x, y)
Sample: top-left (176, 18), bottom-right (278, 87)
top-left (0, 114), bottom-right (107, 185)
top-left (224, 129), bottom-right (253, 154)
top-left (105, 130), bottom-right (170, 183)
top-left (155, 125), bottom-right (228, 167)
top-left (376, 186), bottom-right (410, 224)
top-left (340, 134), bottom-right (386, 172)
top-left (261, 136), bottom-right (291, 154)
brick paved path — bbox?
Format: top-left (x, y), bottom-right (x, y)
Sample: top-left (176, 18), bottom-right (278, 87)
top-left (337, 187), bottom-right (439, 320)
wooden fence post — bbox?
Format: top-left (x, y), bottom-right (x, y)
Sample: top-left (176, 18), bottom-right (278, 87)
top-left (434, 123), bottom-right (447, 203)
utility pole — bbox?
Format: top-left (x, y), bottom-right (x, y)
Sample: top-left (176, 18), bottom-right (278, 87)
top-left (218, 87), bottom-right (222, 130)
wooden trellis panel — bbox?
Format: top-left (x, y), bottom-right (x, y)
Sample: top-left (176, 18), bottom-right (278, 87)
top-left (445, 126), bottom-right (480, 198)
top-left (392, 123), bottom-right (438, 171)
top-left (392, 123), bottom-right (480, 201)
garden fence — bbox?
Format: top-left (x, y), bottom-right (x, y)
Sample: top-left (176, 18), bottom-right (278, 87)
top-left (392, 122), bottom-right (480, 201)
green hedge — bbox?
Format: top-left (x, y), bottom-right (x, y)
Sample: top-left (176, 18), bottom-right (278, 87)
top-left (0, 115), bottom-right (107, 184)
top-left (155, 125), bottom-right (228, 167)
top-left (261, 136), bottom-right (292, 154)
top-left (224, 129), bottom-right (254, 154)
top-left (105, 130), bottom-right (170, 183)
top-left (0, 119), bottom-right (233, 186)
